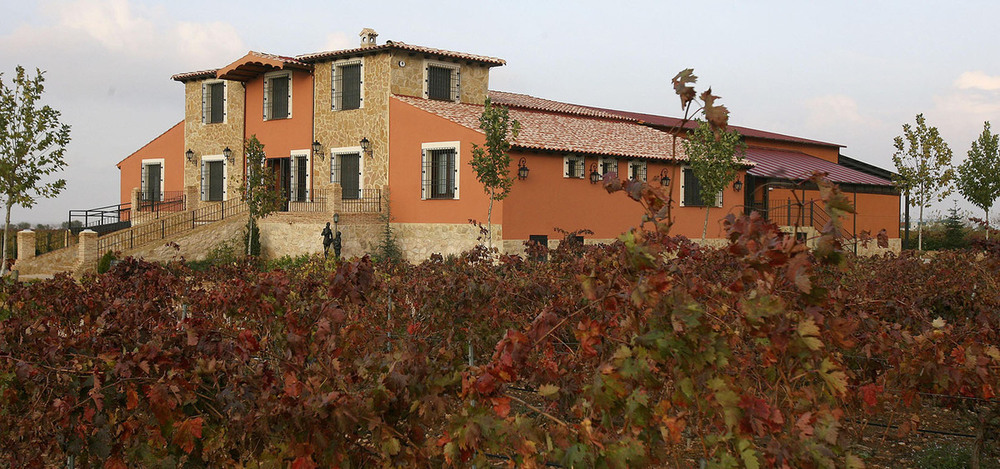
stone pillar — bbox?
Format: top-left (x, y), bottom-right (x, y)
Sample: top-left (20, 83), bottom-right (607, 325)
top-left (186, 184), bottom-right (200, 211)
top-left (130, 187), bottom-right (140, 222)
top-left (330, 182), bottom-right (342, 217)
top-left (17, 230), bottom-right (35, 261)
top-left (77, 229), bottom-right (98, 273)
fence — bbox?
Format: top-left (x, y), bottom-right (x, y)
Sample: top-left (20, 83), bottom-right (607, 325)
top-left (138, 191), bottom-right (186, 213)
top-left (98, 199), bottom-right (247, 253)
top-left (68, 203), bottom-right (131, 235)
top-left (341, 188), bottom-right (382, 213)
top-left (752, 199), bottom-right (831, 234)
top-left (286, 188), bottom-right (328, 213)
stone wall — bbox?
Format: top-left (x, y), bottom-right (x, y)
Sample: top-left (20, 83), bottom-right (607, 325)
top-left (120, 214), bottom-right (248, 263)
top-left (388, 51), bottom-right (491, 105)
top-left (258, 212), bottom-right (382, 259)
top-left (393, 223), bottom-right (499, 262)
top-left (183, 79), bottom-right (245, 210)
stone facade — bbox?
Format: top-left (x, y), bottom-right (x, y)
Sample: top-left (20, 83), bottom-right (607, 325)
top-left (393, 223), bottom-right (499, 262)
top-left (388, 51), bottom-right (491, 105)
top-left (122, 214), bottom-right (248, 263)
top-left (183, 79), bottom-right (245, 210)
top-left (259, 212), bottom-right (381, 259)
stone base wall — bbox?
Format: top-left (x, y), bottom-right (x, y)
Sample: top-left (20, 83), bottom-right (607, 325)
top-left (121, 214), bottom-right (248, 263)
top-left (394, 223), bottom-right (500, 262)
top-left (258, 212), bottom-right (382, 259)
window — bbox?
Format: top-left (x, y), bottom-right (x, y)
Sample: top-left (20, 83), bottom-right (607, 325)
top-left (680, 167), bottom-right (722, 207)
top-left (141, 159), bottom-right (164, 202)
top-left (528, 235), bottom-right (548, 262)
top-left (330, 147), bottom-right (363, 200)
top-left (202, 81), bottom-right (226, 124)
top-left (332, 60), bottom-right (363, 111)
top-left (264, 71), bottom-right (292, 120)
top-left (289, 151), bottom-right (310, 202)
top-left (424, 61), bottom-right (459, 102)
top-left (421, 142), bottom-right (460, 200)
top-left (563, 154), bottom-right (585, 178)
top-left (628, 160), bottom-right (647, 181)
top-left (200, 155), bottom-right (227, 202)
top-left (600, 157), bottom-right (618, 178)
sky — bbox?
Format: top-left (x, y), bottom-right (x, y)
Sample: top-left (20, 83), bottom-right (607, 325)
top-left (1, 0), bottom-right (998, 225)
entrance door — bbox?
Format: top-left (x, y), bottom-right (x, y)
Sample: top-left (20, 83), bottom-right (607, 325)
top-left (207, 161), bottom-right (224, 201)
top-left (145, 163), bottom-right (162, 202)
top-left (340, 153), bottom-right (360, 200)
top-left (266, 158), bottom-right (291, 210)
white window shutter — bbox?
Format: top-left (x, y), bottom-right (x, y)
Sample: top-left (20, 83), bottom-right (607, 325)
top-left (140, 166), bottom-right (147, 198)
top-left (200, 160), bottom-right (207, 201)
top-left (305, 156), bottom-right (310, 200)
top-left (222, 161), bottom-right (227, 200)
top-left (263, 78), bottom-right (269, 120)
top-left (359, 62), bottom-right (364, 106)
top-left (454, 69), bottom-right (461, 101)
top-left (423, 65), bottom-right (429, 98)
top-left (201, 83), bottom-right (207, 124)
top-left (286, 76), bottom-right (292, 118)
top-left (222, 82), bottom-right (227, 121)
top-left (421, 149), bottom-right (427, 199)
top-left (563, 156), bottom-right (570, 178)
top-left (452, 151), bottom-right (459, 199)
top-left (331, 64), bottom-right (337, 111)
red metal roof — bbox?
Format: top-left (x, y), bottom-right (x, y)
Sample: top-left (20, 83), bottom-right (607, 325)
top-left (298, 41), bottom-right (505, 66)
top-left (745, 147), bottom-right (892, 186)
top-left (394, 95), bottom-right (683, 161)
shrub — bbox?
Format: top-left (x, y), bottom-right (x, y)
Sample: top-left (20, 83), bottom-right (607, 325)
top-left (96, 250), bottom-right (116, 274)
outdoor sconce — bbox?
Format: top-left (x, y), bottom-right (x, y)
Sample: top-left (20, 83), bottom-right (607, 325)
top-left (223, 146), bottom-right (233, 163)
top-left (185, 149), bottom-right (194, 163)
top-left (517, 157), bottom-right (529, 180)
top-left (659, 168), bottom-right (671, 187)
top-left (312, 140), bottom-right (323, 160)
top-left (360, 137), bottom-right (373, 157)
top-left (589, 163), bottom-right (601, 184)
top-left (333, 212), bottom-right (340, 231)
top-left (733, 179), bottom-right (743, 192)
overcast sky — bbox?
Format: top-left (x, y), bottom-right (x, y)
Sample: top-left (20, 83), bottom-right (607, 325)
top-left (2, 0), bottom-right (998, 225)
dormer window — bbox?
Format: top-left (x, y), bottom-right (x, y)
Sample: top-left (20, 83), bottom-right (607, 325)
top-left (202, 80), bottom-right (226, 124)
top-left (424, 61), bottom-right (459, 102)
top-left (264, 70), bottom-right (292, 120)
top-left (332, 59), bottom-right (363, 111)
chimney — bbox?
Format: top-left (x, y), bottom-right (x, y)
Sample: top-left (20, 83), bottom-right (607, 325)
top-left (359, 28), bottom-right (378, 47)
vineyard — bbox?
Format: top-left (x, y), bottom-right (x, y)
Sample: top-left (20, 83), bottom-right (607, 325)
top-left (1, 176), bottom-right (999, 468)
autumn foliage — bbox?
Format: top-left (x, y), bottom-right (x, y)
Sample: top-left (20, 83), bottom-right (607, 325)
top-left (1, 175), bottom-right (998, 467)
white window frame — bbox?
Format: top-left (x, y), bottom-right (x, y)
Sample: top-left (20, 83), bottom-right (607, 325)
top-left (423, 60), bottom-right (460, 102)
top-left (628, 160), bottom-right (647, 181)
top-left (330, 146), bottom-right (365, 188)
top-left (600, 157), bottom-right (619, 179)
top-left (200, 154), bottom-right (228, 202)
top-left (332, 58), bottom-right (364, 111)
top-left (679, 166), bottom-right (723, 208)
top-left (290, 149), bottom-right (311, 202)
top-left (201, 80), bottom-right (227, 124)
top-left (263, 70), bottom-right (293, 121)
top-left (563, 154), bottom-right (585, 179)
top-left (141, 158), bottom-right (165, 201)
top-left (421, 141), bottom-right (461, 200)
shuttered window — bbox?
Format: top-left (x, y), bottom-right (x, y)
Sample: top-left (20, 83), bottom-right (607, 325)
top-left (264, 71), bottom-right (292, 120)
top-left (201, 81), bottom-right (226, 124)
top-left (563, 155), bottom-right (585, 178)
top-left (601, 157), bottom-right (618, 178)
top-left (421, 143), bottom-right (460, 200)
top-left (424, 62), bottom-right (459, 102)
top-left (681, 167), bottom-right (721, 207)
top-left (334, 61), bottom-right (362, 111)
top-left (629, 160), bottom-right (647, 181)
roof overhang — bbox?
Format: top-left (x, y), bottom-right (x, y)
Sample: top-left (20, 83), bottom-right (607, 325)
top-left (216, 51), bottom-right (312, 82)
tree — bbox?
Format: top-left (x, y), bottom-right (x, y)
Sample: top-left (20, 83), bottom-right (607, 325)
top-left (240, 135), bottom-right (280, 256)
top-left (956, 121), bottom-right (1000, 239)
top-left (0, 66), bottom-right (70, 274)
top-left (682, 120), bottom-right (746, 240)
top-left (892, 113), bottom-right (954, 251)
top-left (469, 97), bottom-right (520, 249)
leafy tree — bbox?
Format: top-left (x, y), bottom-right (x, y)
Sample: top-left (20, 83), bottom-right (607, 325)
top-left (682, 120), bottom-right (746, 240)
top-left (892, 113), bottom-right (954, 250)
top-left (470, 97), bottom-right (520, 249)
top-left (0, 66), bottom-right (70, 274)
top-left (956, 121), bottom-right (1000, 239)
top-left (240, 135), bottom-right (280, 256)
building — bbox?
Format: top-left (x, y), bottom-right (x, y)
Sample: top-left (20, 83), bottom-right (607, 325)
top-left (115, 29), bottom-right (900, 262)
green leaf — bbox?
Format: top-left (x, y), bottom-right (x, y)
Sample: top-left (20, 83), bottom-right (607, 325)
top-left (538, 383), bottom-right (560, 399)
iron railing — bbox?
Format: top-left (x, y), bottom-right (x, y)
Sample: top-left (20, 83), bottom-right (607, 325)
top-left (753, 199), bottom-right (831, 234)
top-left (98, 199), bottom-right (247, 253)
top-left (68, 203), bottom-right (131, 235)
top-left (342, 188), bottom-right (382, 213)
top-left (138, 191), bottom-right (186, 213)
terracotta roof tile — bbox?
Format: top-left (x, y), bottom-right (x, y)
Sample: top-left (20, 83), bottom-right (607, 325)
top-left (488, 91), bottom-right (631, 120)
top-left (299, 41), bottom-right (505, 65)
top-left (395, 95), bottom-right (683, 161)
top-left (170, 69), bottom-right (219, 82)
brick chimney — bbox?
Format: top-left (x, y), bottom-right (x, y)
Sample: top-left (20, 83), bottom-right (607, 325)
top-left (359, 28), bottom-right (378, 47)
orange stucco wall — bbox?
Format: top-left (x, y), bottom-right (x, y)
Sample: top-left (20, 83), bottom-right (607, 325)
top-left (116, 121), bottom-right (184, 205)
top-left (746, 139), bottom-right (841, 163)
top-left (502, 155), bottom-right (746, 241)
top-left (388, 98), bottom-right (496, 224)
top-left (244, 70), bottom-right (315, 159)
top-left (765, 187), bottom-right (900, 238)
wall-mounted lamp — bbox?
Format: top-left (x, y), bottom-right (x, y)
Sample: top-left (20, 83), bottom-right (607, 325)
top-left (333, 212), bottom-right (340, 232)
top-left (360, 137), bottom-right (373, 157)
top-left (517, 157), bottom-right (529, 180)
top-left (732, 179), bottom-right (743, 192)
top-left (589, 163), bottom-right (601, 184)
top-left (312, 140), bottom-right (324, 160)
top-left (659, 168), bottom-right (671, 187)
top-left (185, 149), bottom-right (194, 163)
top-left (223, 146), bottom-right (233, 163)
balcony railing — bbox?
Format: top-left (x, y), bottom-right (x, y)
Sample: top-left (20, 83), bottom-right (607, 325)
top-left (342, 188), bottom-right (382, 213)
top-left (750, 199), bottom-right (831, 234)
top-left (68, 203), bottom-right (131, 235)
top-left (138, 191), bottom-right (185, 213)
